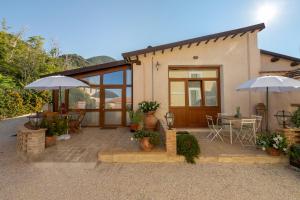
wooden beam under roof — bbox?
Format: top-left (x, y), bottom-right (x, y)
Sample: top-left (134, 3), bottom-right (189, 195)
top-left (240, 32), bottom-right (247, 37)
top-left (222, 35), bottom-right (229, 40)
top-left (271, 57), bottom-right (280, 62)
top-left (205, 40), bottom-right (210, 44)
top-left (214, 37), bottom-right (219, 42)
top-left (231, 34), bottom-right (237, 38)
top-left (291, 62), bottom-right (299, 67)
top-left (187, 43), bottom-right (192, 48)
top-left (196, 41), bottom-right (201, 46)
top-left (179, 45), bottom-right (182, 50)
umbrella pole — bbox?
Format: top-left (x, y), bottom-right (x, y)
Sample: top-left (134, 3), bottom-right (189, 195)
top-left (59, 86), bottom-right (62, 114)
top-left (266, 87), bottom-right (269, 132)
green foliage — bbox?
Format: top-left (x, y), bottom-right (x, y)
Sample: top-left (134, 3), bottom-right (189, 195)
top-left (133, 130), bottom-right (160, 146)
top-left (87, 55), bottom-right (115, 65)
top-left (41, 117), bottom-right (68, 136)
top-left (291, 107), bottom-right (300, 128)
top-left (128, 110), bottom-right (143, 124)
top-left (176, 132), bottom-right (200, 164)
top-left (256, 132), bottom-right (288, 153)
top-left (289, 144), bottom-right (300, 161)
top-left (138, 101), bottom-right (160, 113)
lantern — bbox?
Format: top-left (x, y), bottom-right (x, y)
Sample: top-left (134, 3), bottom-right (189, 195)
top-left (165, 112), bottom-right (174, 130)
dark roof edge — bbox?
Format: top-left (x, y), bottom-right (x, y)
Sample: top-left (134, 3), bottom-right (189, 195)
top-left (43, 60), bottom-right (129, 77)
top-left (260, 49), bottom-right (300, 63)
top-left (122, 23), bottom-right (265, 58)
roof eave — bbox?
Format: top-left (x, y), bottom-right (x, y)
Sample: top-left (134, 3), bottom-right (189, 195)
top-left (122, 23), bottom-right (265, 58)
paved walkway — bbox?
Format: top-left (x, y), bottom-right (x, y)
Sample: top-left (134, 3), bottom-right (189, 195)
top-left (1, 117), bottom-right (300, 200)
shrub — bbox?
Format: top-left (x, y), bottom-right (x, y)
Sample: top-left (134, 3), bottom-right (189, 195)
top-left (289, 144), bottom-right (300, 161)
top-left (256, 132), bottom-right (288, 153)
top-left (138, 101), bottom-right (160, 113)
top-left (128, 110), bottom-right (143, 124)
top-left (176, 131), bottom-right (189, 135)
top-left (291, 107), bottom-right (300, 128)
top-left (132, 130), bottom-right (160, 146)
top-left (176, 132), bottom-right (200, 164)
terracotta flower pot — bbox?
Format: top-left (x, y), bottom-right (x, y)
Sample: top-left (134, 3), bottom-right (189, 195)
top-left (140, 137), bottom-right (154, 152)
top-left (130, 123), bottom-right (139, 132)
top-left (144, 111), bottom-right (158, 131)
top-left (266, 147), bottom-right (281, 156)
top-left (45, 136), bottom-right (56, 147)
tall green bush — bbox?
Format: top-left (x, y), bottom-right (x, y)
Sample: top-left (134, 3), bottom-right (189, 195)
top-left (176, 132), bottom-right (200, 164)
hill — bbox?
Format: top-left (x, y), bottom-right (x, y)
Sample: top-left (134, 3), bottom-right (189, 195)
top-left (59, 54), bottom-right (116, 68)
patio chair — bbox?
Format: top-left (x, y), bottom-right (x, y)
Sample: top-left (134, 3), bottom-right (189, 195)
top-left (206, 115), bottom-right (223, 142)
top-left (251, 115), bottom-right (263, 133)
top-left (68, 111), bottom-right (86, 133)
top-left (217, 113), bottom-right (230, 127)
top-left (235, 119), bottom-right (256, 146)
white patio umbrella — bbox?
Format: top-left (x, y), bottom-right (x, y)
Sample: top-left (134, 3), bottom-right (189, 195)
top-left (25, 75), bottom-right (89, 113)
top-left (236, 75), bottom-right (300, 131)
top-left (25, 75), bottom-right (89, 140)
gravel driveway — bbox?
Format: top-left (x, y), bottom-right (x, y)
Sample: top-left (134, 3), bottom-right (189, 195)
top-left (1, 117), bottom-right (300, 200)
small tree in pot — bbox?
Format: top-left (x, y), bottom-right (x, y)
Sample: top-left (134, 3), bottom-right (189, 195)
top-left (138, 101), bottom-right (160, 130)
top-left (132, 130), bottom-right (160, 151)
top-left (128, 110), bottom-right (143, 132)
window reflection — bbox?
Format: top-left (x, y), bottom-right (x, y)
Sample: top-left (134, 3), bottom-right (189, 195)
top-left (103, 71), bottom-right (123, 85)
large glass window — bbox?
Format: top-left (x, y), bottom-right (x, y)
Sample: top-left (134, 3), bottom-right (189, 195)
top-left (69, 87), bottom-right (100, 109)
top-left (82, 112), bottom-right (99, 126)
top-left (103, 71), bottom-right (123, 85)
top-left (105, 111), bottom-right (122, 125)
top-left (81, 75), bottom-right (100, 85)
top-left (126, 69), bottom-right (132, 85)
top-left (170, 81), bottom-right (185, 106)
top-left (205, 81), bottom-right (218, 106)
top-left (169, 69), bottom-right (217, 78)
top-left (188, 81), bottom-right (201, 106)
top-left (105, 88), bottom-right (122, 109)
top-left (126, 87), bottom-right (132, 110)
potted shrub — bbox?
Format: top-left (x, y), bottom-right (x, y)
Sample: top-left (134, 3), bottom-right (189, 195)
top-left (40, 119), bottom-right (57, 147)
top-left (132, 130), bottom-right (160, 151)
top-left (128, 110), bottom-right (143, 132)
top-left (176, 131), bottom-right (200, 164)
top-left (256, 133), bottom-right (288, 156)
top-left (289, 144), bottom-right (300, 169)
top-left (138, 101), bottom-right (160, 130)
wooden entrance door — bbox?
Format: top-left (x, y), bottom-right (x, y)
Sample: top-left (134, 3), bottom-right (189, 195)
top-left (169, 66), bottom-right (221, 128)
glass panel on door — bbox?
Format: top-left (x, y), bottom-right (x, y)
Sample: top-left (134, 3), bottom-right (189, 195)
top-left (103, 71), bottom-right (123, 85)
top-left (170, 81), bottom-right (185, 106)
top-left (205, 81), bottom-right (218, 106)
top-left (104, 111), bottom-right (122, 125)
top-left (104, 89), bottom-right (122, 109)
top-left (69, 87), bottom-right (100, 109)
top-left (188, 81), bottom-right (201, 106)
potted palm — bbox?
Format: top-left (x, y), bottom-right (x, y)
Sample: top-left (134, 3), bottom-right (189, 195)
top-left (132, 130), bottom-right (160, 151)
top-left (128, 110), bottom-right (143, 132)
top-left (138, 101), bottom-right (160, 130)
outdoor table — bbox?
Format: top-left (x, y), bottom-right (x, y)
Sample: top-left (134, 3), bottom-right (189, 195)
top-left (221, 116), bottom-right (255, 144)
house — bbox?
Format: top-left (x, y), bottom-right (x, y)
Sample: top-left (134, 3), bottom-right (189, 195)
top-left (48, 23), bottom-right (300, 129)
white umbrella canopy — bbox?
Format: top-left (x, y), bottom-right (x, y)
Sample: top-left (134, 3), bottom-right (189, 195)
top-left (236, 75), bottom-right (300, 131)
top-left (236, 75), bottom-right (300, 92)
top-left (25, 75), bottom-right (89, 90)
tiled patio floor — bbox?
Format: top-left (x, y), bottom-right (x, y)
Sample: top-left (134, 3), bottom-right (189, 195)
top-left (35, 128), bottom-right (165, 163)
top-left (191, 132), bottom-right (266, 157)
top-left (35, 127), bottom-right (267, 164)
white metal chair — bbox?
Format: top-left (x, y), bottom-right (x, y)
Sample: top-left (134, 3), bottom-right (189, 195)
top-left (235, 119), bottom-right (256, 146)
top-left (206, 115), bottom-right (223, 142)
top-left (251, 115), bottom-right (263, 133)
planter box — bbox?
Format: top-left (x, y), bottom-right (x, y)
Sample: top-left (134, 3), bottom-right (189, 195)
top-left (278, 128), bottom-right (300, 146)
top-left (290, 159), bottom-right (300, 169)
top-left (17, 125), bottom-right (46, 155)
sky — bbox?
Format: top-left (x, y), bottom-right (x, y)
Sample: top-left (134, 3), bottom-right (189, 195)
top-left (1, 0), bottom-right (300, 60)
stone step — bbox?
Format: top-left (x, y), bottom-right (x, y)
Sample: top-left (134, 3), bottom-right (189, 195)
top-left (99, 151), bottom-right (288, 164)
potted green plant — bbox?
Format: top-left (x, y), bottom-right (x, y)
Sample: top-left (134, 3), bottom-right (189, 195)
top-left (289, 144), bottom-right (300, 169)
top-left (176, 131), bottom-right (200, 164)
top-left (40, 119), bottom-right (57, 147)
top-left (128, 110), bottom-right (143, 132)
top-left (291, 107), bottom-right (300, 128)
top-left (132, 130), bottom-right (160, 151)
top-left (138, 101), bottom-right (160, 130)
top-left (256, 132), bottom-right (288, 156)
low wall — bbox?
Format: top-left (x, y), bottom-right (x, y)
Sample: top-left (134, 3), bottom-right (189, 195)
top-left (158, 120), bottom-right (177, 156)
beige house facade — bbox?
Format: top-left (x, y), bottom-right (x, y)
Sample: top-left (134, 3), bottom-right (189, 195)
top-left (50, 23), bottom-right (300, 130)
top-left (122, 23), bottom-right (300, 130)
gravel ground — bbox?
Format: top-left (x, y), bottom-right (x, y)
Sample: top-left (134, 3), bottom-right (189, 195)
top-left (1, 118), bottom-right (300, 200)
